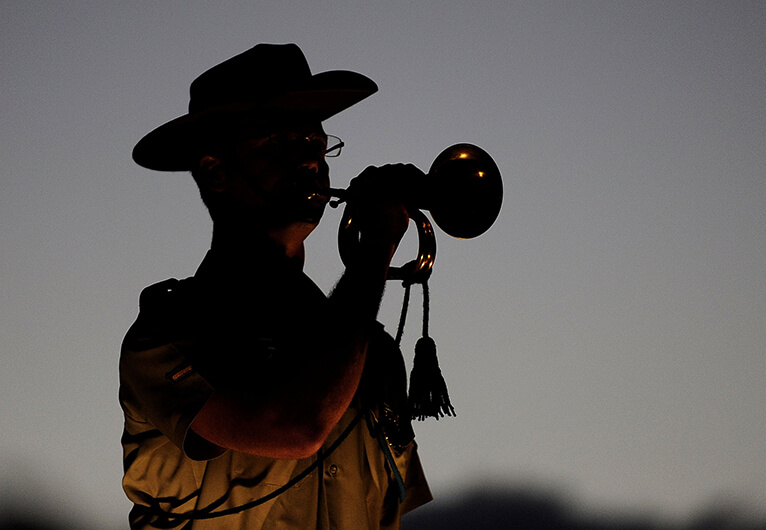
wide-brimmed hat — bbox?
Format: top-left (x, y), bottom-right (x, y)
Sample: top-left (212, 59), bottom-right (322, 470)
top-left (132, 43), bottom-right (378, 171)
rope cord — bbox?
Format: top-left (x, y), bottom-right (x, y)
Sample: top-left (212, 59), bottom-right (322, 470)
top-left (394, 282), bottom-right (411, 346)
top-left (140, 409), bottom-right (365, 522)
top-left (375, 429), bottom-right (406, 503)
top-left (421, 282), bottom-right (430, 338)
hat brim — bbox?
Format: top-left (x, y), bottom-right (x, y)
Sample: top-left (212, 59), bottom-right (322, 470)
top-left (132, 70), bottom-right (377, 171)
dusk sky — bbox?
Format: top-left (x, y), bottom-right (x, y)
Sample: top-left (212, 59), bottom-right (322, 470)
top-left (1, 2), bottom-right (764, 527)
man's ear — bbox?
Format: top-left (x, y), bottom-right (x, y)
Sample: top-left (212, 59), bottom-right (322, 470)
top-left (198, 155), bottom-right (227, 192)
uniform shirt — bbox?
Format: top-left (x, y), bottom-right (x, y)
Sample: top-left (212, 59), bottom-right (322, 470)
top-left (119, 249), bottom-right (432, 529)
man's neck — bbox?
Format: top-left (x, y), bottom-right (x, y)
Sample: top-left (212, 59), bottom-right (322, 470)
top-left (210, 220), bottom-right (313, 264)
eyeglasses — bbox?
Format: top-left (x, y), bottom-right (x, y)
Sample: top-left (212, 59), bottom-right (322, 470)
top-left (325, 135), bottom-right (344, 158)
top-left (243, 133), bottom-right (345, 159)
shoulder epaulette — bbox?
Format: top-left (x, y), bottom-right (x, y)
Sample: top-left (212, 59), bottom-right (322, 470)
top-left (139, 277), bottom-right (197, 313)
top-left (132, 278), bottom-right (197, 345)
top-left (139, 278), bottom-right (180, 311)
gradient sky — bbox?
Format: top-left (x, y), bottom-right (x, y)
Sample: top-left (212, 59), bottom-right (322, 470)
top-left (1, 2), bottom-right (764, 527)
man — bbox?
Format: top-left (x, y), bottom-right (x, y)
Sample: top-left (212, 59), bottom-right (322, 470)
top-left (120, 43), bottom-right (432, 529)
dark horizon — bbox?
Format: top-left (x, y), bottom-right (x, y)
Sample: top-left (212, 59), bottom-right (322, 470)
top-left (2, 481), bottom-right (764, 529)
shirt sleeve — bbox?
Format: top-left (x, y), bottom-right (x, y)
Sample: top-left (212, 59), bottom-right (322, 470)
top-left (120, 289), bottom-right (225, 461)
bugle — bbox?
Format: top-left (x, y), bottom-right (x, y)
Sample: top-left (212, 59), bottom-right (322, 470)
top-left (325, 143), bottom-right (503, 284)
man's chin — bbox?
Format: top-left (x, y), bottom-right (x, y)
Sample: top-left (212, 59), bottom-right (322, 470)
top-left (289, 199), bottom-right (327, 225)
top-left (265, 204), bottom-right (324, 231)
top-left (300, 209), bottom-right (325, 226)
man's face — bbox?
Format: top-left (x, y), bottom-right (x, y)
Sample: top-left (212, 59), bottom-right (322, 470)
top-left (225, 121), bottom-right (331, 227)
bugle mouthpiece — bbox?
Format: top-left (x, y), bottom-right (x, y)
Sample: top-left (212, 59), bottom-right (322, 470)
top-left (321, 187), bottom-right (347, 208)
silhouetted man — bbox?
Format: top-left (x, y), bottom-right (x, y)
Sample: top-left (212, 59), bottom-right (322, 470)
top-left (120, 43), bottom-right (431, 529)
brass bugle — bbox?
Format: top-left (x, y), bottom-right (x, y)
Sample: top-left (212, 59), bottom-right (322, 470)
top-left (327, 143), bottom-right (503, 284)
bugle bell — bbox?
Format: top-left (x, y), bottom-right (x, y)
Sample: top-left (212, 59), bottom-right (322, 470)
top-left (329, 143), bottom-right (503, 284)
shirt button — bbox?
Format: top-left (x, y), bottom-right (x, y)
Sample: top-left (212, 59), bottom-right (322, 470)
top-left (328, 464), bottom-right (338, 477)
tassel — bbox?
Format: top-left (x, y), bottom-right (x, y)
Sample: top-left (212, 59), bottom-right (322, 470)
top-left (408, 336), bottom-right (455, 420)
top-left (407, 282), bottom-right (456, 421)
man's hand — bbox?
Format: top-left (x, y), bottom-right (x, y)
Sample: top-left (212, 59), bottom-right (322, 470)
top-left (345, 163), bottom-right (425, 247)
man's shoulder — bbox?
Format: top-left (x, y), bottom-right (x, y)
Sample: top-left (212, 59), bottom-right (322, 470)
top-left (138, 277), bottom-right (196, 314)
top-left (123, 277), bottom-right (198, 351)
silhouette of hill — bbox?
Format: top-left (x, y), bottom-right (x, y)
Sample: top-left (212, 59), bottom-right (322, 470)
top-left (2, 481), bottom-right (764, 529)
top-left (402, 485), bottom-right (766, 530)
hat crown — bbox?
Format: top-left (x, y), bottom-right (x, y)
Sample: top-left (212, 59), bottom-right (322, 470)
top-left (188, 43), bottom-right (311, 114)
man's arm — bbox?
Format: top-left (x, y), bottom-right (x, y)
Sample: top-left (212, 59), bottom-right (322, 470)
top-left (190, 165), bottom-right (414, 459)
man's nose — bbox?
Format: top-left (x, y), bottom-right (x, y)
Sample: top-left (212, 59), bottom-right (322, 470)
top-left (299, 156), bottom-right (329, 176)
top-left (301, 158), bottom-right (319, 171)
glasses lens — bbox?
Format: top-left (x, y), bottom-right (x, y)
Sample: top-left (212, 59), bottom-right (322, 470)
top-left (325, 135), bottom-right (344, 158)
